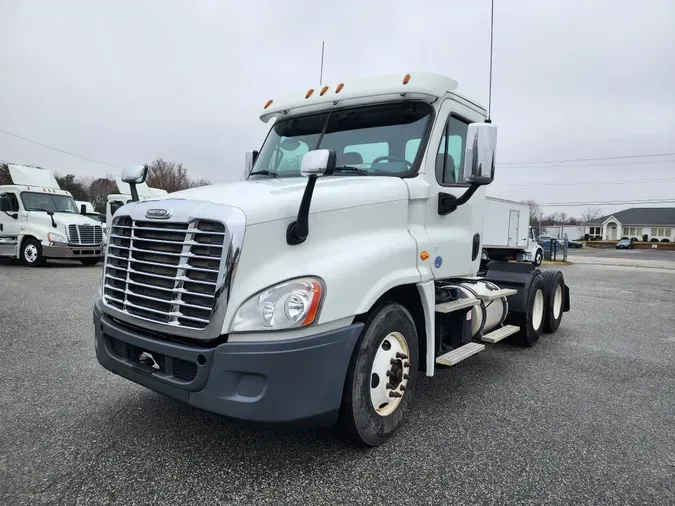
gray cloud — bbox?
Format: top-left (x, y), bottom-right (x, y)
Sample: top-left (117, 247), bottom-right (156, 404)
top-left (1, 0), bottom-right (674, 216)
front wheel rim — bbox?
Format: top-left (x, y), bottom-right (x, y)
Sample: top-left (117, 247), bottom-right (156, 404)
top-left (370, 332), bottom-right (410, 417)
top-left (532, 289), bottom-right (545, 331)
top-left (24, 244), bottom-right (38, 263)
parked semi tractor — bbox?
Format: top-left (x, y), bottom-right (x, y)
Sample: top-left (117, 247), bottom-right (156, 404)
top-left (94, 73), bottom-right (571, 446)
top-left (482, 196), bottom-right (544, 266)
top-left (0, 165), bottom-right (105, 266)
top-left (105, 178), bottom-right (167, 232)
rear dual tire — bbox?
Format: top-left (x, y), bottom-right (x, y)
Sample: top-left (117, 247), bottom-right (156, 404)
top-left (541, 270), bottom-right (565, 334)
top-left (508, 273), bottom-right (545, 346)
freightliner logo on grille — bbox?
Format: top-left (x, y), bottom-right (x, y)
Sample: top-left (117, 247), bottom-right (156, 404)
top-left (145, 208), bottom-right (171, 219)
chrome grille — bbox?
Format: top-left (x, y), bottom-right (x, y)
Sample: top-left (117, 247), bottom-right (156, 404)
top-left (68, 224), bottom-right (103, 245)
top-left (103, 216), bottom-right (226, 330)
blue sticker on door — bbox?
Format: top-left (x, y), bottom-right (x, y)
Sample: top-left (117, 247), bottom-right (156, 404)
top-left (434, 256), bottom-right (443, 268)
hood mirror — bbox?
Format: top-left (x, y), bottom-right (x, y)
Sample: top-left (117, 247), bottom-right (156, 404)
top-left (299, 149), bottom-right (336, 177)
top-left (287, 149), bottom-right (336, 246)
top-left (243, 150), bottom-right (259, 180)
top-left (121, 165), bottom-right (148, 184)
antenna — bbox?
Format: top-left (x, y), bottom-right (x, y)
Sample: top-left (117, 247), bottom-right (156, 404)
top-left (486, 0), bottom-right (495, 123)
top-left (320, 41), bottom-right (325, 85)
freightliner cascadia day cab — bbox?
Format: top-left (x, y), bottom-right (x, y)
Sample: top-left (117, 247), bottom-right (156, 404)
top-left (93, 73), bottom-right (571, 446)
top-left (0, 165), bottom-right (105, 266)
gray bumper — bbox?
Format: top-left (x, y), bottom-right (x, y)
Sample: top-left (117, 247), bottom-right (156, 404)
top-left (43, 243), bottom-right (104, 259)
top-left (93, 298), bottom-right (363, 425)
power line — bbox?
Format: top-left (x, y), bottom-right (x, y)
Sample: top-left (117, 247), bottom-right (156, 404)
top-left (0, 127), bottom-right (123, 169)
top-left (538, 198), bottom-right (675, 207)
top-left (493, 178), bottom-right (675, 188)
top-left (498, 158), bottom-right (674, 169)
top-left (499, 152), bottom-right (675, 165)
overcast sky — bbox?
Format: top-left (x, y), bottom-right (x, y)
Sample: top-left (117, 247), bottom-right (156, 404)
top-left (2, 0), bottom-right (674, 217)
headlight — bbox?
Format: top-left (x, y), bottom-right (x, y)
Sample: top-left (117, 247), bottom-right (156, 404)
top-left (231, 277), bottom-right (324, 332)
top-left (47, 232), bottom-right (67, 243)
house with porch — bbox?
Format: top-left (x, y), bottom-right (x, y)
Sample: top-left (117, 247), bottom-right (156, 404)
top-left (584, 207), bottom-right (675, 242)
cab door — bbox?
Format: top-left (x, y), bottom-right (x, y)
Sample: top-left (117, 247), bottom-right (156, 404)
top-left (422, 98), bottom-right (487, 279)
top-left (0, 191), bottom-right (24, 256)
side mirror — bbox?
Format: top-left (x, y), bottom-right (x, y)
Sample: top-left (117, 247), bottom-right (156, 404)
top-left (300, 149), bottom-right (336, 177)
top-left (286, 149), bottom-right (336, 246)
top-left (0, 196), bottom-right (9, 212)
top-left (244, 150), bottom-right (259, 180)
top-left (121, 164), bottom-right (148, 184)
top-left (462, 123), bottom-right (497, 185)
top-left (80, 204), bottom-right (87, 215)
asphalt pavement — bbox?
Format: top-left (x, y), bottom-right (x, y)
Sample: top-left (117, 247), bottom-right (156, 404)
top-left (1, 259), bottom-right (674, 505)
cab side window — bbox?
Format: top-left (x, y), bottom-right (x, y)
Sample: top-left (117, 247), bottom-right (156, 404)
top-left (0, 192), bottom-right (20, 212)
top-left (435, 115), bottom-right (470, 186)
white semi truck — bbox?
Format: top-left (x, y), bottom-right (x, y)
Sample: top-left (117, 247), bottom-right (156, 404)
top-left (105, 178), bottom-right (168, 232)
top-left (482, 197), bottom-right (544, 266)
top-left (93, 73), bottom-right (570, 446)
top-left (0, 165), bottom-right (105, 266)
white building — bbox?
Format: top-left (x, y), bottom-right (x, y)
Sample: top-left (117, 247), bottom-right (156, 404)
top-left (584, 207), bottom-right (675, 242)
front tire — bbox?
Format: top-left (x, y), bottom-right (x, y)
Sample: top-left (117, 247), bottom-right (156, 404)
top-left (340, 302), bottom-right (419, 446)
top-left (21, 238), bottom-right (46, 267)
top-left (533, 249), bottom-right (543, 266)
top-left (541, 270), bottom-right (565, 334)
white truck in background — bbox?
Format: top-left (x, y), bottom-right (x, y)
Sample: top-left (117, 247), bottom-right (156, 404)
top-left (0, 165), bottom-right (105, 266)
top-left (482, 197), bottom-right (543, 266)
top-left (105, 178), bottom-right (167, 233)
top-left (93, 72), bottom-right (571, 446)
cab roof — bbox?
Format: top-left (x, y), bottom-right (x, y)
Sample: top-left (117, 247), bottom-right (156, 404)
top-left (0, 184), bottom-right (72, 196)
top-left (260, 72), bottom-right (468, 123)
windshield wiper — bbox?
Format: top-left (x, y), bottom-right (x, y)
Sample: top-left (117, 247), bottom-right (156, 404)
top-left (333, 166), bottom-right (368, 176)
top-left (248, 170), bottom-right (277, 178)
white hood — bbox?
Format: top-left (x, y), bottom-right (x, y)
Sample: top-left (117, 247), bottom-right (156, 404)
top-left (164, 176), bottom-right (410, 225)
top-left (29, 211), bottom-right (102, 229)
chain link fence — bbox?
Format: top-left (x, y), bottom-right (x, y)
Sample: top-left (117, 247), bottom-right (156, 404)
top-left (541, 235), bottom-right (568, 262)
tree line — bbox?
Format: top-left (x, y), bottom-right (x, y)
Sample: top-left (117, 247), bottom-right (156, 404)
top-left (523, 200), bottom-right (602, 227)
top-left (0, 158), bottom-right (209, 213)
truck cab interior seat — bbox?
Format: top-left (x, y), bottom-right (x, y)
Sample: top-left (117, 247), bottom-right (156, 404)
top-left (436, 153), bottom-right (456, 184)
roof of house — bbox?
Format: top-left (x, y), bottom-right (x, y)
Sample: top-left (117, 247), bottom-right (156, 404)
top-left (586, 207), bottom-right (675, 226)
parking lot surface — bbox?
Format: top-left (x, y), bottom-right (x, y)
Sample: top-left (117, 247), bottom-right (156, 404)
top-left (1, 259), bottom-right (674, 505)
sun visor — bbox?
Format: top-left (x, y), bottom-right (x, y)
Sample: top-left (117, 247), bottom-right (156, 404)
top-left (8, 164), bottom-right (60, 189)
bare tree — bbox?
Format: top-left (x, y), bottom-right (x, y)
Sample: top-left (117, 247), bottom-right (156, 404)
top-left (146, 158), bottom-right (210, 193)
top-left (87, 178), bottom-right (118, 213)
top-left (580, 207), bottom-right (602, 223)
top-left (53, 173), bottom-right (89, 201)
top-left (523, 199), bottom-right (542, 226)
top-left (0, 163), bottom-right (10, 185)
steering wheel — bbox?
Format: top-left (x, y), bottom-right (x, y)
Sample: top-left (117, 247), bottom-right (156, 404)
top-left (371, 156), bottom-right (413, 168)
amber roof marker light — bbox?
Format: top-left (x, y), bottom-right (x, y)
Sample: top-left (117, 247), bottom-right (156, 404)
top-left (320, 85), bottom-right (329, 96)
top-left (264, 99), bottom-right (273, 109)
top-left (335, 82), bottom-right (344, 93)
top-left (403, 73), bottom-right (411, 85)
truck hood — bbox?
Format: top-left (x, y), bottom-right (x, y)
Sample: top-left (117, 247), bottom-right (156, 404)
top-left (28, 211), bottom-right (103, 231)
top-left (164, 177), bottom-right (410, 225)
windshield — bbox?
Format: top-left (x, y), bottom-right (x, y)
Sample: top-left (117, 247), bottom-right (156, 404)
top-left (21, 192), bottom-right (79, 213)
top-left (251, 101), bottom-right (433, 178)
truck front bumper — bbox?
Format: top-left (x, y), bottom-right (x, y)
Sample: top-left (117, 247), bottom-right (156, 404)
top-left (93, 298), bottom-right (363, 426)
top-left (43, 243), bottom-right (104, 259)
